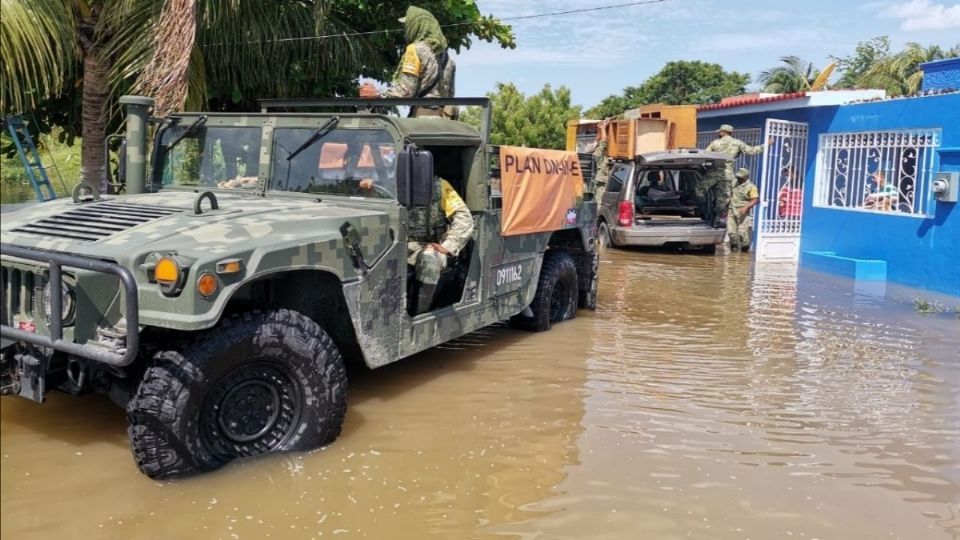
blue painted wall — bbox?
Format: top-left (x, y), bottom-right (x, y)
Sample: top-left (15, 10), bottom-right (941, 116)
top-left (921, 58), bottom-right (960, 92)
top-left (801, 94), bottom-right (960, 296)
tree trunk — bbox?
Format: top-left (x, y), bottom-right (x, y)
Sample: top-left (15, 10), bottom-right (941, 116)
top-left (79, 7), bottom-right (111, 194)
top-left (81, 51), bottom-right (110, 193)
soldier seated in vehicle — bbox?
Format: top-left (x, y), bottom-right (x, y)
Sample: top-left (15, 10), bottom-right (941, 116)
top-left (358, 175), bottom-right (474, 315)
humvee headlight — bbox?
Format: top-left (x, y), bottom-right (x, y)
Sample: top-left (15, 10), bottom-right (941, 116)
top-left (41, 281), bottom-right (76, 325)
top-left (155, 256), bottom-right (186, 296)
top-left (196, 272), bottom-right (219, 298)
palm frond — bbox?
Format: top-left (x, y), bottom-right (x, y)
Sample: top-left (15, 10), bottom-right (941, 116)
top-left (133, 0), bottom-right (198, 116)
top-left (0, 0), bottom-right (77, 115)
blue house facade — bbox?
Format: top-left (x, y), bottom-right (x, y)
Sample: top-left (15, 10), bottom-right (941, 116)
top-left (697, 82), bottom-right (960, 296)
top-left (921, 57), bottom-right (960, 92)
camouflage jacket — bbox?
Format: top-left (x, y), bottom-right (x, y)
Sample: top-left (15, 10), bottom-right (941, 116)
top-left (382, 41), bottom-right (456, 118)
top-left (592, 140), bottom-right (610, 190)
top-left (730, 180), bottom-right (759, 215)
top-left (408, 179), bottom-right (473, 257)
top-left (706, 136), bottom-right (765, 180)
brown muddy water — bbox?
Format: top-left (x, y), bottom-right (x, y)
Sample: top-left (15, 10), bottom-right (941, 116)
top-left (2, 250), bottom-right (958, 539)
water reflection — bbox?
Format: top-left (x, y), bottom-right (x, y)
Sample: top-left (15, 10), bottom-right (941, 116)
top-left (2, 249), bottom-right (958, 539)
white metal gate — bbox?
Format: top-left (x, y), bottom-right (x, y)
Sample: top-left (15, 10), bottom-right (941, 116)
top-left (756, 119), bottom-right (809, 261)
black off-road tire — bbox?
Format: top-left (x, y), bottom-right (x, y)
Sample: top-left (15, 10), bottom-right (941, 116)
top-left (597, 220), bottom-right (613, 249)
top-left (510, 250), bottom-right (579, 332)
top-left (127, 309), bottom-right (347, 479)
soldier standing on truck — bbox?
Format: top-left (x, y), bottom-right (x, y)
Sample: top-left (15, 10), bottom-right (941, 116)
top-left (697, 124), bottom-right (769, 229)
top-left (359, 6), bottom-right (457, 119)
top-left (586, 119), bottom-right (611, 197)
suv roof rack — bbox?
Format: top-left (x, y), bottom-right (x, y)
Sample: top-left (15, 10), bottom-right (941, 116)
top-left (258, 98), bottom-right (492, 144)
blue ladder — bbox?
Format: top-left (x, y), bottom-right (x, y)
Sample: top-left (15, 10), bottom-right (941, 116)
top-left (4, 116), bottom-right (57, 201)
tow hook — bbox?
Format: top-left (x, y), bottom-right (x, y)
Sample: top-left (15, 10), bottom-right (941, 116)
top-left (0, 348), bottom-right (46, 403)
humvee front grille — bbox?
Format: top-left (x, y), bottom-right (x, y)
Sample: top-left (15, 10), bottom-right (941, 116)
top-left (1, 265), bottom-right (39, 324)
top-left (12, 202), bottom-right (183, 242)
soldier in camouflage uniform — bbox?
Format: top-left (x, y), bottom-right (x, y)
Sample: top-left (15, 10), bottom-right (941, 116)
top-left (405, 177), bottom-right (474, 314)
top-left (359, 6), bottom-right (457, 119)
top-left (727, 167), bottom-right (760, 252)
top-left (698, 124), bottom-right (768, 228)
top-left (586, 120), bottom-right (611, 197)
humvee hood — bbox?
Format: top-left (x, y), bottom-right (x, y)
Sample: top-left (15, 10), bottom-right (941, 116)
top-left (0, 192), bottom-right (389, 259)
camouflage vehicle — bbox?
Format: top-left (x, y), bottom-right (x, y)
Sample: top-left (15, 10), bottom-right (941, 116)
top-left (0, 97), bottom-right (599, 479)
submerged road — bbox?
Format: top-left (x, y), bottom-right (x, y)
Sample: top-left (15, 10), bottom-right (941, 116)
top-left (2, 249), bottom-right (958, 539)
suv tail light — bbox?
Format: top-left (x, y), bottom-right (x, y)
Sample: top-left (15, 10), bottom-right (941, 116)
top-left (618, 201), bottom-right (634, 226)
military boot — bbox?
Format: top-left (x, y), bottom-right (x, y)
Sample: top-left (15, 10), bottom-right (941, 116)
top-left (410, 282), bottom-right (437, 316)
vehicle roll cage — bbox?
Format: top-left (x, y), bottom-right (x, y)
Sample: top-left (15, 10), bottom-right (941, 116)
top-left (258, 98), bottom-right (493, 146)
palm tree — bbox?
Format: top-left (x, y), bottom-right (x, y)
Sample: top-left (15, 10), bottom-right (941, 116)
top-left (1, 0), bottom-right (370, 191)
top-left (859, 42), bottom-right (959, 96)
top-left (758, 56), bottom-right (820, 94)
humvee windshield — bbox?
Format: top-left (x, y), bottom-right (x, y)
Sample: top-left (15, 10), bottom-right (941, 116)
top-left (269, 128), bottom-right (398, 198)
top-left (159, 125), bottom-right (263, 189)
top-left (157, 125), bottom-right (398, 198)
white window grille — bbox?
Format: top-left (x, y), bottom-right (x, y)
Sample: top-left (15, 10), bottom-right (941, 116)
top-left (698, 128), bottom-right (762, 182)
top-left (814, 129), bottom-right (941, 217)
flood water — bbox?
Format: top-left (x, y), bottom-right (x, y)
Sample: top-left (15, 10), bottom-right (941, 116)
top-left (2, 250), bottom-right (958, 539)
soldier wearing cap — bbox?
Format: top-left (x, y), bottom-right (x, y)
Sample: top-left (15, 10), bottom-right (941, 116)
top-left (728, 167), bottom-right (760, 252)
top-left (359, 6), bottom-right (457, 119)
top-left (696, 124), bottom-right (769, 228)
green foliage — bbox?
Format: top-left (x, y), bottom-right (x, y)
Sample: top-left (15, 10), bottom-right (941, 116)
top-left (586, 61), bottom-right (749, 118)
top-left (2, 0), bottom-right (515, 150)
top-left (461, 83), bottom-right (581, 150)
top-left (0, 0), bottom-right (78, 115)
top-left (831, 36), bottom-right (891, 89)
top-left (758, 56), bottom-right (819, 93)
top-left (1, 129), bottom-right (82, 204)
top-left (859, 42), bottom-right (960, 96)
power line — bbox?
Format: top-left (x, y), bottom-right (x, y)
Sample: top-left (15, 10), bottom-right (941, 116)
top-left (499, 0), bottom-right (667, 22)
top-left (205, 0), bottom-right (669, 46)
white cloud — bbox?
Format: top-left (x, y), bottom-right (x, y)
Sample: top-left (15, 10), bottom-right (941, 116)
top-left (879, 0), bottom-right (960, 31)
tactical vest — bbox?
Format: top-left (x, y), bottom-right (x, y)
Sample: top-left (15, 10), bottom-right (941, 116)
top-left (408, 177), bottom-right (447, 243)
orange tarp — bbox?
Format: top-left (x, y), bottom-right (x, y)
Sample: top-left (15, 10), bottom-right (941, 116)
top-left (319, 143), bottom-right (387, 169)
top-left (499, 146), bottom-right (584, 236)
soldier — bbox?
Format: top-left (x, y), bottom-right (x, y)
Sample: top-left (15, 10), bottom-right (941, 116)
top-left (728, 167), bottom-right (760, 252)
top-left (359, 6), bottom-right (457, 119)
top-left (360, 175), bottom-right (474, 314)
top-left (698, 124), bottom-right (769, 228)
top-left (586, 119), bottom-right (611, 197)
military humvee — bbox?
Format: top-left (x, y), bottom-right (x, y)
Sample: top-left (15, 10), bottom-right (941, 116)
top-left (0, 97), bottom-right (598, 479)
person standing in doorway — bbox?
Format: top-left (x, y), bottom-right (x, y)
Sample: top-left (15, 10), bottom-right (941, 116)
top-left (698, 124), bottom-right (769, 228)
top-left (728, 167), bottom-right (759, 252)
top-left (359, 6), bottom-right (457, 119)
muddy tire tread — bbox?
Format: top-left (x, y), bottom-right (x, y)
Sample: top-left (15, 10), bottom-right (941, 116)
top-left (511, 250), bottom-right (579, 332)
top-left (127, 308), bottom-right (346, 480)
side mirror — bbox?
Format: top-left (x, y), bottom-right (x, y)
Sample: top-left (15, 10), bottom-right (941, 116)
top-left (396, 145), bottom-right (434, 207)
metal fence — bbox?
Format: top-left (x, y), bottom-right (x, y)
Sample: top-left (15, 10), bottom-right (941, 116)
top-left (759, 120), bottom-right (808, 236)
top-left (697, 128), bottom-right (762, 183)
top-left (814, 129), bottom-right (941, 217)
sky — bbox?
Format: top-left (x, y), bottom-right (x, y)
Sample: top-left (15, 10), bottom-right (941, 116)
top-left (452, 0), bottom-right (960, 108)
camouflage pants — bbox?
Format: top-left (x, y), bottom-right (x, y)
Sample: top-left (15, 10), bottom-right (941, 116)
top-left (408, 242), bottom-right (448, 285)
top-left (694, 172), bottom-right (731, 220)
top-left (727, 212), bottom-right (752, 250)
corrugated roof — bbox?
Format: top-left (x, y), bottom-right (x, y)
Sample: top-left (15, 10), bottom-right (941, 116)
top-left (697, 92), bottom-right (808, 111)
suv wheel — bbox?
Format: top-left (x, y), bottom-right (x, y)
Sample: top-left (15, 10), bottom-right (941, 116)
top-left (127, 309), bottom-right (347, 479)
top-left (597, 221), bottom-right (612, 249)
top-left (511, 250), bottom-right (579, 332)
